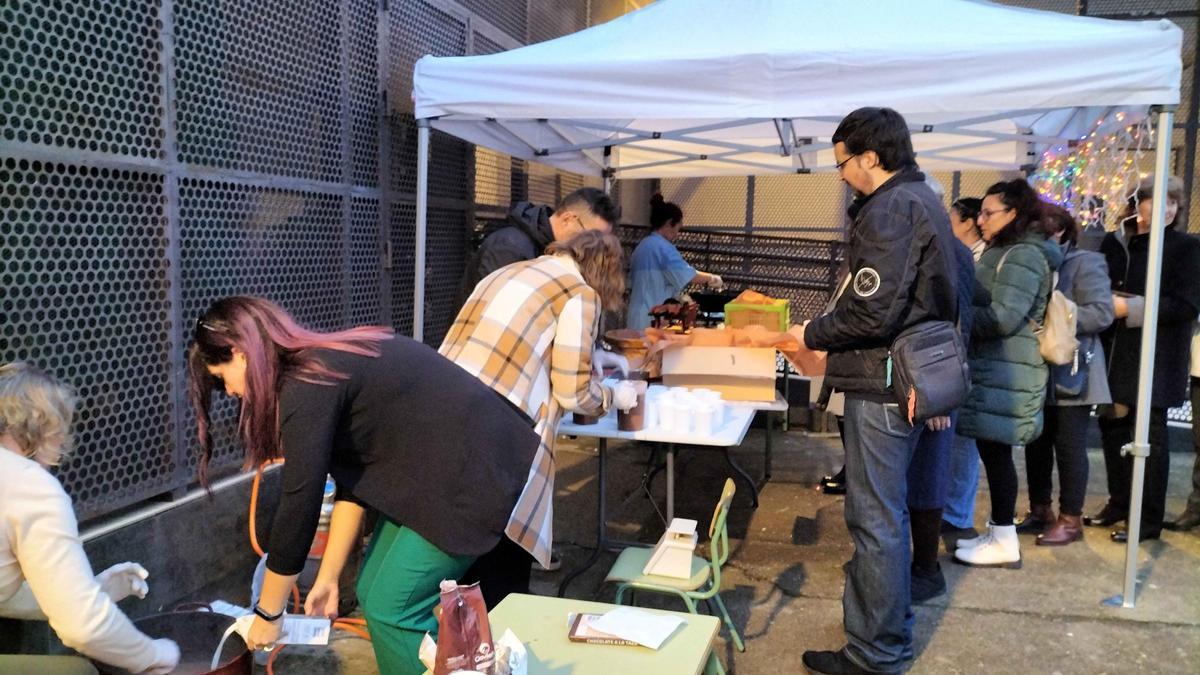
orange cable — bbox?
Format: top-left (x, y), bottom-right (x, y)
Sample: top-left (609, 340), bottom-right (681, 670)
top-left (333, 621), bottom-right (371, 641)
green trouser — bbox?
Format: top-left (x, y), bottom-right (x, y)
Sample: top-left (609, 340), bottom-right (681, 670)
top-left (0, 655), bottom-right (98, 674)
top-left (357, 518), bottom-right (475, 675)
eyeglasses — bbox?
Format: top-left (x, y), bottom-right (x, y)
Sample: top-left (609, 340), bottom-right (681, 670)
top-left (834, 154), bottom-right (857, 172)
top-left (978, 207), bottom-right (1013, 220)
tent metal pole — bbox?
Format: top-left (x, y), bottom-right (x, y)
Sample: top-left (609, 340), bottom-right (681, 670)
top-left (1109, 105), bottom-right (1174, 609)
top-left (603, 145), bottom-right (612, 193)
top-left (414, 119), bottom-right (431, 342)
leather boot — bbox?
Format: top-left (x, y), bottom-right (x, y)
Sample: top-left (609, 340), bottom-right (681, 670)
top-left (1015, 503), bottom-right (1055, 535)
top-left (1036, 514), bottom-right (1083, 546)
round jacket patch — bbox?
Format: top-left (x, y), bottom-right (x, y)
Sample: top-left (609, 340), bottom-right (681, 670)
top-left (853, 267), bottom-right (881, 297)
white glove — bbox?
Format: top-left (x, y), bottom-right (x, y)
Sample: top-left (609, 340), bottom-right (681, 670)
top-left (142, 638), bottom-right (181, 675)
top-left (592, 349), bottom-right (630, 378)
top-left (96, 562), bottom-right (149, 602)
top-left (707, 274), bottom-right (724, 290)
top-left (612, 382), bottom-right (640, 411)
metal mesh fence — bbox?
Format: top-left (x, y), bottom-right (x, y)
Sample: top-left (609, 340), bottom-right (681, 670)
top-left (1, 158), bottom-right (177, 513)
top-left (0, 0), bottom-right (590, 522)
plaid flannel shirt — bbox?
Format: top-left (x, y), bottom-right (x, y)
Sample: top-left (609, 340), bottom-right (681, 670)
top-left (439, 254), bottom-right (610, 566)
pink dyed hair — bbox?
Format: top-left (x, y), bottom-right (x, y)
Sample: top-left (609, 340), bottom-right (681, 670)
top-left (187, 296), bottom-right (393, 484)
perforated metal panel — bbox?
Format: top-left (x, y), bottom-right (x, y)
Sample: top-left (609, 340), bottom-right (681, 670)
top-left (527, 161), bottom-right (559, 205)
top-left (1, 0), bottom-right (162, 157)
top-left (423, 207), bottom-right (470, 343)
top-left (349, 197), bottom-right (383, 326)
top-left (994, 0), bottom-right (1077, 12)
top-left (0, 159), bottom-right (174, 520)
top-left (752, 174), bottom-right (849, 238)
top-left (389, 201), bottom-right (417, 337)
top-left (475, 147), bottom-right (514, 211)
top-left (528, 0), bottom-right (588, 44)
top-left (175, 0), bottom-right (343, 181)
top-left (387, 0), bottom-right (466, 114)
top-left (660, 177), bottom-right (749, 229)
top-left (348, 0), bottom-right (381, 187)
top-left (462, 0), bottom-right (526, 43)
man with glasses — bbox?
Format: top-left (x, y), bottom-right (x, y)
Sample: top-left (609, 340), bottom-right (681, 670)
top-left (798, 108), bottom-right (961, 674)
top-left (457, 187), bottom-right (619, 309)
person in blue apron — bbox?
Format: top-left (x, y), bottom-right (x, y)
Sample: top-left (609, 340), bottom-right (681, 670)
top-left (625, 194), bottom-right (724, 331)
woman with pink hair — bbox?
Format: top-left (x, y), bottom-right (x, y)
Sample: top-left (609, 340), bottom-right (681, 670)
top-left (188, 296), bottom-right (538, 674)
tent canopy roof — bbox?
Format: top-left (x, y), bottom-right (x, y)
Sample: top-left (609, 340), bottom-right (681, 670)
top-left (413, 0), bottom-right (1182, 178)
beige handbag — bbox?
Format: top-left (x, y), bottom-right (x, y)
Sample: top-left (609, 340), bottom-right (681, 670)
top-left (1036, 274), bottom-right (1079, 366)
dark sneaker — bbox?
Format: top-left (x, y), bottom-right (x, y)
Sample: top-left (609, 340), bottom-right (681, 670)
top-left (911, 563), bottom-right (946, 604)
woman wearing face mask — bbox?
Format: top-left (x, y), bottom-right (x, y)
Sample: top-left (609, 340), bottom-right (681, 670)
top-left (1086, 175), bottom-right (1200, 542)
top-left (625, 194), bottom-right (725, 331)
top-left (955, 179), bottom-right (1061, 568)
top-left (0, 362), bottom-right (179, 675)
top-left (187, 296), bottom-right (539, 675)
top-left (1016, 205), bottom-right (1113, 546)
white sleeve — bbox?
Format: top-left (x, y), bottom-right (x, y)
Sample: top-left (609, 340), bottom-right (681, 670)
top-left (9, 469), bottom-right (159, 673)
top-left (0, 581), bottom-right (48, 620)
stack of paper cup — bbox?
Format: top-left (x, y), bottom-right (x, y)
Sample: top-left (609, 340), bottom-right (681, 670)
top-left (695, 401), bottom-right (717, 436)
top-left (692, 389), bottom-right (725, 430)
top-left (645, 385), bottom-right (667, 429)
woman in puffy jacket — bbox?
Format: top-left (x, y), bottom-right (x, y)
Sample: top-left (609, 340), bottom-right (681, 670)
top-left (955, 179), bottom-right (1059, 569)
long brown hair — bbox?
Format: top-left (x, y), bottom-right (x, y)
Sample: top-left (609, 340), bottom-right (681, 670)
top-left (187, 296), bottom-right (393, 484)
top-left (547, 230), bottom-right (626, 310)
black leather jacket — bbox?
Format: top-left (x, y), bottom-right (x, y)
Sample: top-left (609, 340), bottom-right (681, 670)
top-left (805, 170), bottom-right (960, 398)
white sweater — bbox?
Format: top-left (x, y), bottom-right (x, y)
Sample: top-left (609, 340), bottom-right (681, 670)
top-left (0, 446), bottom-right (158, 672)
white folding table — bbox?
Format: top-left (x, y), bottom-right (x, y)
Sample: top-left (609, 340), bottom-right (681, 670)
top-left (556, 405), bottom-right (755, 596)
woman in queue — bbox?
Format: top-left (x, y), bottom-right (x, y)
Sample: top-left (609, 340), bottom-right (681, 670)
top-left (956, 180), bottom-right (1060, 568)
top-left (188, 296), bottom-right (540, 674)
top-left (1017, 204), bottom-right (1113, 545)
top-left (0, 362), bottom-right (179, 675)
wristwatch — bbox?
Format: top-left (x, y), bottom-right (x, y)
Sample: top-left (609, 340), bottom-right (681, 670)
top-left (253, 603), bottom-right (284, 623)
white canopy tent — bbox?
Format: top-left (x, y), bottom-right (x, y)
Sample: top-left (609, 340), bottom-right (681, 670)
top-left (411, 0), bottom-right (1183, 606)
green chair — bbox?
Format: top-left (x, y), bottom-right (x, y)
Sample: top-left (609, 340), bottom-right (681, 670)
top-left (605, 477), bottom-right (745, 654)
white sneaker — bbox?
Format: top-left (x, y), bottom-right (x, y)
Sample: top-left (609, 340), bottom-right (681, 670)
top-left (954, 524), bottom-right (1021, 568)
top-left (955, 521), bottom-right (994, 550)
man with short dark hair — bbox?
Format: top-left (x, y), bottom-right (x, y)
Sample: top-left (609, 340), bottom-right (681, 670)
top-left (798, 108), bottom-right (960, 674)
top-left (458, 187), bottom-right (619, 305)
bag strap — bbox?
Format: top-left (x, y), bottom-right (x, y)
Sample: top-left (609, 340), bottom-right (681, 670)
top-left (994, 242), bottom-right (1052, 331)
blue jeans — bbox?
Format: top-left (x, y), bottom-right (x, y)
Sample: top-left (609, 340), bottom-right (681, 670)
top-left (942, 433), bottom-right (979, 529)
top-left (842, 397), bottom-right (923, 672)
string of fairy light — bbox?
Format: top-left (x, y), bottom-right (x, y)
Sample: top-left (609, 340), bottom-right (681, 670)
top-left (1028, 111), bottom-right (1154, 230)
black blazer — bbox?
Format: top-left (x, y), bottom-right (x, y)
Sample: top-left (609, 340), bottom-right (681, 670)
top-left (265, 337), bottom-right (539, 575)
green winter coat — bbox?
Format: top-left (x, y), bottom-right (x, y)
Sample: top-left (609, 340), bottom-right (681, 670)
top-left (958, 233), bottom-right (1062, 446)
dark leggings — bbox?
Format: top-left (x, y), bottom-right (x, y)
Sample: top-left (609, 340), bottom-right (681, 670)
top-left (977, 440), bottom-right (1018, 526)
top-left (1024, 405), bottom-right (1091, 516)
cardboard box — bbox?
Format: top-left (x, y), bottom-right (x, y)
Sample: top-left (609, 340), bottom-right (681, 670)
top-left (661, 345), bottom-right (778, 401)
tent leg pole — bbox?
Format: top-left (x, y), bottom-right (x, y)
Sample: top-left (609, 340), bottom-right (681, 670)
top-left (415, 120), bottom-right (430, 343)
top-left (1110, 106), bottom-right (1175, 610)
top-left (603, 145), bottom-right (613, 194)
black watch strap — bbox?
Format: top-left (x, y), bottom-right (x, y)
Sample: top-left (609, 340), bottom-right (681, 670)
top-left (253, 603), bottom-right (284, 622)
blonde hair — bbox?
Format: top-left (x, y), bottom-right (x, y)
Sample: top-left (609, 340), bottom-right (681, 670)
top-left (547, 230), bottom-right (626, 311)
top-left (0, 362), bottom-right (78, 466)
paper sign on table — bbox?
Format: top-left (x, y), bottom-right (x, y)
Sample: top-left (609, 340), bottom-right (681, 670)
top-left (588, 607), bottom-right (686, 650)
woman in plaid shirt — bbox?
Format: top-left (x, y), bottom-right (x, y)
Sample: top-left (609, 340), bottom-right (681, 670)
top-left (441, 229), bottom-right (627, 607)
